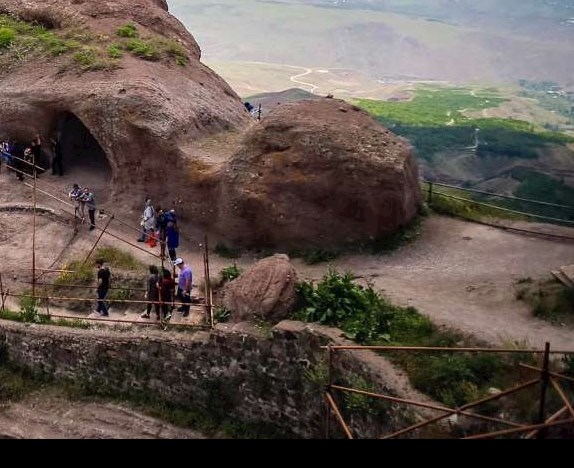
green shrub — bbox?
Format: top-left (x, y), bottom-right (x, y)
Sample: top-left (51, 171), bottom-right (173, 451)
top-left (18, 296), bottom-right (49, 324)
top-left (72, 47), bottom-right (98, 69)
top-left (116, 23), bottom-right (139, 38)
top-left (295, 270), bottom-right (394, 343)
top-left (0, 27), bottom-right (15, 48)
top-left (220, 264), bottom-right (241, 283)
top-left (125, 38), bottom-right (159, 61)
top-left (107, 43), bottom-right (123, 59)
top-left (213, 306), bottom-right (231, 324)
top-left (162, 39), bottom-right (187, 65)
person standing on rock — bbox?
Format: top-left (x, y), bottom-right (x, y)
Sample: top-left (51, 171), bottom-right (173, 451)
top-left (95, 258), bottom-right (110, 317)
top-left (155, 207), bottom-right (168, 259)
top-left (174, 257), bottom-right (192, 317)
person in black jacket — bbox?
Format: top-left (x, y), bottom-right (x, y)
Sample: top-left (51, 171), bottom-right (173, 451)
top-left (51, 136), bottom-right (64, 176)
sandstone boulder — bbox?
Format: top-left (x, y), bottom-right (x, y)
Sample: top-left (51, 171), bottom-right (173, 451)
top-left (216, 98), bottom-right (422, 248)
top-left (222, 254), bottom-right (299, 324)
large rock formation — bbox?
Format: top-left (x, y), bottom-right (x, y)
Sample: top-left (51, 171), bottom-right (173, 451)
top-left (0, 0), bottom-right (250, 198)
top-left (0, 0), bottom-right (421, 249)
top-left (216, 99), bottom-right (422, 247)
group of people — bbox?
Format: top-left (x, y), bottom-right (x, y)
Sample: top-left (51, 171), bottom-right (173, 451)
top-left (68, 183), bottom-right (97, 230)
top-left (137, 197), bottom-right (180, 261)
top-left (0, 135), bottom-right (64, 180)
top-left (94, 257), bottom-right (193, 321)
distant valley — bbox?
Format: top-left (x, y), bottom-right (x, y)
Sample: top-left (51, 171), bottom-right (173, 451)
top-left (168, 0), bottom-right (574, 212)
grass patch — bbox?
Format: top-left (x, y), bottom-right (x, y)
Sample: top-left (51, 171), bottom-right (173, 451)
top-left (125, 38), bottom-right (159, 61)
top-left (107, 43), bottom-right (123, 59)
top-left (116, 23), bottom-right (139, 39)
top-left (95, 246), bottom-right (145, 271)
top-left (0, 14), bottom-right (186, 72)
top-left (0, 26), bottom-right (15, 48)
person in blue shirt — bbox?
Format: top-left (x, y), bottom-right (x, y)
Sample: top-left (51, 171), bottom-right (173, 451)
top-left (173, 258), bottom-right (192, 317)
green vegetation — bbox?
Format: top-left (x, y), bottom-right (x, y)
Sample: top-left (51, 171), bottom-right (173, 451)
top-left (116, 23), bottom-right (139, 39)
top-left (125, 38), bottom-right (159, 61)
top-left (0, 26), bottom-right (15, 48)
top-left (107, 43), bottom-right (123, 59)
top-left (294, 270), bottom-right (539, 408)
top-left (213, 306), bottom-right (231, 323)
top-left (0, 14), bottom-right (188, 71)
top-left (95, 246), bottom-right (144, 271)
top-left (356, 90), bottom-right (573, 162)
top-left (424, 184), bottom-right (524, 222)
top-left (357, 88), bottom-right (506, 127)
top-left (220, 264), bottom-right (242, 283)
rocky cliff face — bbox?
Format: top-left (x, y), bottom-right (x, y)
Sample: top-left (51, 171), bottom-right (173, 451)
top-left (0, 0), bottom-right (250, 197)
top-left (216, 99), bottom-right (422, 247)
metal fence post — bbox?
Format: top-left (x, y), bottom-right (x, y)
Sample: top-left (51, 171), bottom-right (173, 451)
top-left (537, 342), bottom-right (551, 439)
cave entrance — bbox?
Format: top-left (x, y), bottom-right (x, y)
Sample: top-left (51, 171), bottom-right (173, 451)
top-left (56, 112), bottom-right (112, 195)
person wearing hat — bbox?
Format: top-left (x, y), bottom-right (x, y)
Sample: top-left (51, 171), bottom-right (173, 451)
top-left (173, 258), bottom-right (192, 317)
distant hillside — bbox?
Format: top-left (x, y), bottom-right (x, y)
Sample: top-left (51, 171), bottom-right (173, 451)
top-left (169, 0), bottom-right (574, 85)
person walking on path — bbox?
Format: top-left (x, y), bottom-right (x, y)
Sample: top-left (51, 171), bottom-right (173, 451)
top-left (159, 268), bottom-right (175, 321)
top-left (173, 258), bottom-right (192, 317)
top-left (95, 259), bottom-right (110, 316)
top-left (82, 187), bottom-right (97, 230)
top-left (141, 265), bottom-right (160, 320)
top-left (68, 183), bottom-right (83, 221)
top-left (155, 207), bottom-right (168, 259)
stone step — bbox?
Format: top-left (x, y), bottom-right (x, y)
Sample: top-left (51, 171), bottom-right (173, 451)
top-left (552, 270), bottom-right (574, 289)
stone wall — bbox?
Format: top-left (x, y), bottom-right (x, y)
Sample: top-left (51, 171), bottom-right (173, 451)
top-left (0, 319), bottom-right (416, 438)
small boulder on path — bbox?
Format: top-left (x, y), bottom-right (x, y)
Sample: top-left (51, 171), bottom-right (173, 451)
top-left (222, 254), bottom-right (298, 324)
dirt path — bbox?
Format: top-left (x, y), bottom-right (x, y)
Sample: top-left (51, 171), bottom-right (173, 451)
top-left (296, 216), bottom-right (574, 350)
top-left (2, 161), bottom-right (573, 349)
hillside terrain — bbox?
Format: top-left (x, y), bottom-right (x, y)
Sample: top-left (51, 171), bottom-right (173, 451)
top-left (170, 0), bottom-right (574, 85)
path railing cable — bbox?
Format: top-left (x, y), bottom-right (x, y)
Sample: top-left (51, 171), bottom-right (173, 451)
top-left (423, 180), bottom-right (574, 234)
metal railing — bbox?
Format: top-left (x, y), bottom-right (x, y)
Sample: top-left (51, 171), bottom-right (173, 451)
top-left (323, 343), bottom-right (574, 439)
top-left (423, 180), bottom-right (574, 233)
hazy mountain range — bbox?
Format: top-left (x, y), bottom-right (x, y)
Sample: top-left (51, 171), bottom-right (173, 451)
top-left (169, 0), bottom-right (574, 86)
